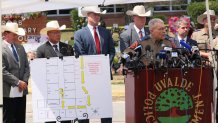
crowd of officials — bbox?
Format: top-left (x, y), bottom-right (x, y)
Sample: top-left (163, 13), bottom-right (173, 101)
top-left (2, 5), bottom-right (218, 123)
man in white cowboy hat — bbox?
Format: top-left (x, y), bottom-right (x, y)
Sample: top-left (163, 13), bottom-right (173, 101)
top-left (36, 20), bottom-right (74, 123)
top-left (119, 5), bottom-right (152, 52)
top-left (2, 22), bottom-right (30, 123)
top-left (37, 20), bottom-right (74, 58)
top-left (191, 10), bottom-right (218, 56)
top-left (74, 6), bottom-right (115, 123)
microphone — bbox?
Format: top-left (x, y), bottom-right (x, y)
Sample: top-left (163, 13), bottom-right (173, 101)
top-left (129, 41), bottom-right (139, 49)
top-left (180, 41), bottom-right (191, 52)
top-left (60, 47), bottom-right (67, 55)
top-left (132, 45), bottom-right (142, 61)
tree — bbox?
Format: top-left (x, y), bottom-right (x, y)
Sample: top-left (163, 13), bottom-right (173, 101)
top-left (70, 9), bottom-right (86, 31)
top-left (187, 1), bottom-right (218, 23)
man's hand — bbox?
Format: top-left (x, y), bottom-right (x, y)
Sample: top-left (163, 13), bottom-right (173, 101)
top-left (18, 80), bottom-right (27, 92)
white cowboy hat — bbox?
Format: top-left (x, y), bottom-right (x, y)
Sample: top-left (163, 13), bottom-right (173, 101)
top-left (197, 10), bottom-right (218, 24)
top-left (215, 23), bottom-right (218, 30)
top-left (81, 6), bottom-right (106, 17)
top-left (40, 20), bottom-right (66, 35)
top-left (2, 22), bottom-right (25, 36)
top-left (126, 5), bottom-right (152, 17)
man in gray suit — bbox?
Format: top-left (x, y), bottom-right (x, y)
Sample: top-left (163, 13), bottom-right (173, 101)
top-left (120, 5), bottom-right (152, 52)
top-left (36, 20), bottom-right (74, 123)
top-left (2, 22), bottom-right (30, 123)
top-left (37, 20), bottom-right (74, 59)
top-left (74, 6), bottom-right (115, 123)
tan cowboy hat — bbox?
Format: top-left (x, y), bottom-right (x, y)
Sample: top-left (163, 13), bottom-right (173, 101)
top-left (40, 20), bottom-right (66, 35)
top-left (2, 22), bottom-right (25, 36)
top-left (197, 10), bottom-right (218, 24)
top-left (81, 6), bottom-right (106, 17)
top-left (126, 5), bottom-right (152, 17)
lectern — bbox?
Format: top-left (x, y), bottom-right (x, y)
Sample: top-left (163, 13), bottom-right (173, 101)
top-left (125, 67), bottom-right (214, 123)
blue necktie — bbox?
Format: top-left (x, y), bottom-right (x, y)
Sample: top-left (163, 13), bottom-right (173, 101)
top-left (11, 44), bottom-right (19, 62)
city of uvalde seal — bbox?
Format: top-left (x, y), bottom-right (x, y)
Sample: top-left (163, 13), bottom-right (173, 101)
top-left (143, 77), bottom-right (204, 123)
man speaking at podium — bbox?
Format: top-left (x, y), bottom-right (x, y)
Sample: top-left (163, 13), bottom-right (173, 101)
top-left (124, 18), bottom-right (172, 64)
top-left (36, 20), bottom-right (74, 123)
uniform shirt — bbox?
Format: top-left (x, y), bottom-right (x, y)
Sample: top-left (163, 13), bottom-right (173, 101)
top-left (192, 28), bottom-right (218, 50)
top-left (124, 37), bottom-right (172, 65)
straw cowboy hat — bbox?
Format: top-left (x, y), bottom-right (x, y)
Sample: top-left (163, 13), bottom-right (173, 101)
top-left (81, 6), bottom-right (106, 17)
top-left (126, 5), bottom-right (152, 17)
top-left (40, 20), bottom-right (66, 35)
top-left (2, 22), bottom-right (25, 36)
top-left (197, 10), bottom-right (218, 24)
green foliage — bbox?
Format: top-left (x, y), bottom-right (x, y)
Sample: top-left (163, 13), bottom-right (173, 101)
top-left (152, 14), bottom-right (167, 23)
top-left (187, 1), bottom-right (218, 23)
top-left (70, 9), bottom-right (86, 31)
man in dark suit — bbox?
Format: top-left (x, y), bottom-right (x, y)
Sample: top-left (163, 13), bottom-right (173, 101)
top-left (119, 5), bottom-right (152, 52)
top-left (37, 20), bottom-right (74, 58)
top-left (2, 22), bottom-right (30, 123)
top-left (172, 18), bottom-right (198, 48)
top-left (36, 20), bottom-right (74, 123)
top-left (74, 6), bottom-right (115, 123)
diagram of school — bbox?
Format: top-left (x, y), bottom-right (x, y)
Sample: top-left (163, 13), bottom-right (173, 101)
top-left (30, 55), bottom-right (113, 122)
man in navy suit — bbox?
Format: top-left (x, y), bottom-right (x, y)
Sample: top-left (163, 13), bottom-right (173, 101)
top-left (172, 18), bottom-right (197, 48)
top-left (74, 6), bottom-right (115, 123)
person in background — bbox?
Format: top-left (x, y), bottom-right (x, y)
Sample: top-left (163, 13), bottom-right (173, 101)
top-left (2, 22), bottom-right (30, 123)
top-left (74, 6), bottom-right (115, 123)
top-left (119, 5), bottom-right (152, 52)
top-left (191, 10), bottom-right (218, 57)
top-left (171, 17), bottom-right (197, 48)
top-left (36, 20), bottom-right (74, 123)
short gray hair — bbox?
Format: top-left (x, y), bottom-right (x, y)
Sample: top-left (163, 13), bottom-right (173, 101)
top-left (175, 18), bottom-right (189, 29)
top-left (148, 18), bottom-right (164, 31)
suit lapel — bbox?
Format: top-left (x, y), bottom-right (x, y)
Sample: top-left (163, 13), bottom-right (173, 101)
top-left (46, 41), bottom-right (57, 57)
top-left (131, 26), bottom-right (139, 41)
top-left (98, 27), bottom-right (104, 53)
top-left (85, 26), bottom-right (97, 54)
top-left (3, 42), bottom-right (19, 64)
top-left (175, 36), bottom-right (180, 48)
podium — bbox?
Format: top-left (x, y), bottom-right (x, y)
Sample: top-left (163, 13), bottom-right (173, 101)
top-left (125, 67), bottom-right (214, 123)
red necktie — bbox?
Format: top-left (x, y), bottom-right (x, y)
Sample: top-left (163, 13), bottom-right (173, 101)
top-left (139, 30), bottom-right (143, 39)
top-left (93, 27), bottom-right (101, 54)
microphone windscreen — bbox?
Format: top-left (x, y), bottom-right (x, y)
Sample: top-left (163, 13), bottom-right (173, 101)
top-left (159, 50), bottom-right (167, 59)
top-left (129, 41), bottom-right (139, 49)
top-left (145, 45), bottom-right (151, 51)
top-left (180, 41), bottom-right (191, 51)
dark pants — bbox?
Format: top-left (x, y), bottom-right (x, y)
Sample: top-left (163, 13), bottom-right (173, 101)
top-left (3, 96), bottom-right (26, 123)
top-left (78, 118), bottom-right (112, 123)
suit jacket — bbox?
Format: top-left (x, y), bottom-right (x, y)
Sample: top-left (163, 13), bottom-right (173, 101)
top-left (172, 35), bottom-right (198, 48)
top-left (2, 41), bottom-right (30, 97)
top-left (119, 23), bottom-right (149, 52)
top-left (36, 41), bottom-right (74, 58)
top-left (74, 26), bottom-right (115, 64)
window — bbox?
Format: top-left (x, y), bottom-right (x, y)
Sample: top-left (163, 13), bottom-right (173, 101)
top-left (154, 0), bottom-right (191, 12)
top-left (100, 5), bottom-right (124, 14)
top-left (47, 9), bottom-right (71, 16)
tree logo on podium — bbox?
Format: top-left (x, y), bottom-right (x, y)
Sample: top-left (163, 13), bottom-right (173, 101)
top-left (155, 88), bottom-right (193, 123)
